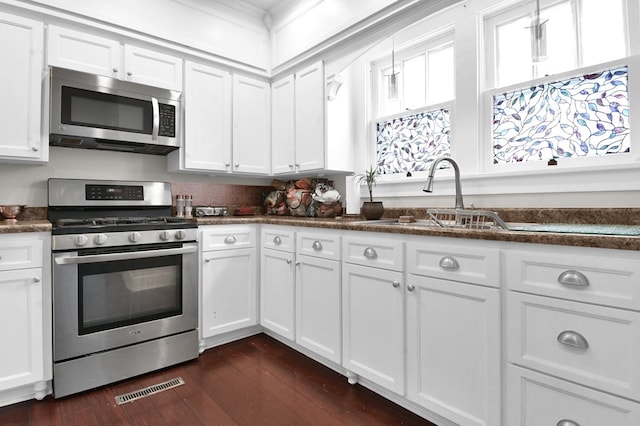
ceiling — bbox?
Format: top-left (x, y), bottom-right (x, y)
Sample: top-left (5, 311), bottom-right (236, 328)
top-left (238, 0), bottom-right (290, 12)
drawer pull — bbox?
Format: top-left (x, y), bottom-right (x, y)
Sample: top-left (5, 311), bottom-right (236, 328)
top-left (224, 236), bottom-right (237, 244)
top-left (557, 420), bottom-right (580, 426)
top-left (557, 270), bottom-right (590, 288)
top-left (273, 236), bottom-right (282, 245)
top-left (557, 330), bottom-right (589, 350)
top-left (312, 241), bottom-right (323, 251)
top-left (363, 247), bottom-right (377, 259)
top-left (439, 256), bottom-right (459, 271)
top-left (392, 281), bottom-right (400, 288)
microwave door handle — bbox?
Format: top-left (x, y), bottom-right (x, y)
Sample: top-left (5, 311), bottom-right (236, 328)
top-left (54, 245), bottom-right (197, 265)
top-left (151, 97), bottom-right (159, 140)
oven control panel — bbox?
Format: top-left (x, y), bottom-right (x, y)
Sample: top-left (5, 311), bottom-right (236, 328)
top-left (86, 184), bottom-right (144, 201)
top-left (52, 228), bottom-right (198, 251)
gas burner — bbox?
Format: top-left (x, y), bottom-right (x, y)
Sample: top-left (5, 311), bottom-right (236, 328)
top-left (55, 216), bottom-right (189, 229)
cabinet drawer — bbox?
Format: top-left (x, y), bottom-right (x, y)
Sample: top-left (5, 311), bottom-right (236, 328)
top-left (201, 226), bottom-right (256, 251)
top-left (508, 292), bottom-right (640, 401)
top-left (406, 240), bottom-right (500, 287)
top-left (297, 231), bottom-right (340, 260)
top-left (507, 364), bottom-right (640, 426)
top-left (0, 236), bottom-right (43, 271)
top-left (342, 235), bottom-right (403, 271)
top-left (505, 246), bottom-right (640, 311)
top-left (261, 227), bottom-right (295, 252)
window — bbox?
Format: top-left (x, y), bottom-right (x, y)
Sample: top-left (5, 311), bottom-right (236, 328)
top-left (372, 33), bottom-right (454, 175)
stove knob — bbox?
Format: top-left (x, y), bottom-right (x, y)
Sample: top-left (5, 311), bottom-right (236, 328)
top-left (94, 234), bottom-right (108, 245)
top-left (159, 231), bottom-right (171, 241)
top-left (74, 235), bottom-right (88, 247)
top-left (175, 230), bottom-right (187, 240)
top-left (129, 231), bottom-right (142, 243)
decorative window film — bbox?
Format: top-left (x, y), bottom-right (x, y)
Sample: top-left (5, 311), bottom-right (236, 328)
top-left (376, 108), bottom-right (451, 174)
top-left (492, 66), bottom-right (629, 164)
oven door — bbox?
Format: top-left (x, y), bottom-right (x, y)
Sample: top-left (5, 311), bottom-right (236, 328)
top-left (52, 242), bottom-right (197, 362)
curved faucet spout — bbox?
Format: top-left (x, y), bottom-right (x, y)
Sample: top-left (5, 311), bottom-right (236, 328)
top-left (423, 156), bottom-right (465, 210)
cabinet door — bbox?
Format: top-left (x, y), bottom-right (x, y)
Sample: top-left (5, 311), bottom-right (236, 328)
top-left (0, 12), bottom-right (45, 162)
top-left (232, 75), bottom-right (270, 174)
top-left (175, 61), bottom-right (232, 172)
top-left (294, 61), bottom-right (325, 172)
top-left (406, 274), bottom-right (501, 426)
top-left (271, 75), bottom-right (296, 175)
top-left (0, 268), bottom-right (44, 391)
top-left (47, 25), bottom-right (120, 78)
top-left (123, 45), bottom-right (183, 91)
top-left (296, 255), bottom-right (341, 363)
top-left (201, 248), bottom-right (257, 337)
top-left (342, 263), bottom-right (404, 394)
top-left (260, 249), bottom-right (295, 340)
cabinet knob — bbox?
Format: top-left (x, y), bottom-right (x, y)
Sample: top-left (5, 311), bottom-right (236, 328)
top-left (225, 163), bottom-right (231, 167)
top-left (407, 284), bottom-right (415, 292)
top-left (363, 247), bottom-right (377, 259)
top-left (224, 236), bottom-right (237, 244)
top-left (392, 281), bottom-right (400, 288)
top-left (557, 420), bottom-right (580, 426)
top-left (205, 258), bottom-right (211, 263)
top-left (127, 71), bottom-right (132, 77)
top-left (439, 256), bottom-right (459, 271)
top-left (295, 261), bottom-right (300, 266)
top-left (312, 241), bottom-right (323, 251)
top-left (288, 164), bottom-right (294, 169)
top-left (557, 270), bottom-right (590, 288)
top-left (234, 163), bottom-right (240, 168)
top-left (273, 236), bottom-right (282, 245)
top-left (33, 276), bottom-right (41, 283)
top-left (286, 259), bottom-right (292, 265)
top-left (32, 146), bottom-right (39, 152)
top-left (112, 68), bottom-right (118, 73)
top-left (557, 330), bottom-right (589, 350)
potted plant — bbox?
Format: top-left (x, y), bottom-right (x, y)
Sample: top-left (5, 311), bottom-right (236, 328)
top-left (355, 165), bottom-right (384, 220)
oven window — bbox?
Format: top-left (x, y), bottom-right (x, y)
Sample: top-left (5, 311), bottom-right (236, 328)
top-left (61, 86), bottom-right (153, 134)
top-left (78, 255), bottom-right (182, 334)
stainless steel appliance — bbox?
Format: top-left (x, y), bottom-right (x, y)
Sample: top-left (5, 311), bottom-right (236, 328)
top-left (48, 178), bottom-right (198, 398)
top-left (49, 68), bottom-right (181, 155)
top-left (194, 206), bottom-right (228, 217)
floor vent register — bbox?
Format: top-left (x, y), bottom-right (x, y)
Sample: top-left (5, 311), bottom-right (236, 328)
top-left (114, 377), bottom-right (185, 405)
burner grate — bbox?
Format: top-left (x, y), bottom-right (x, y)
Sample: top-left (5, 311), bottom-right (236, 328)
top-left (114, 377), bottom-right (185, 405)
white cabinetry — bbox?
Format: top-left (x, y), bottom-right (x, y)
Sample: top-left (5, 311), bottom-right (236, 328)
top-left (232, 74), bottom-right (270, 175)
top-left (0, 12), bottom-right (46, 163)
top-left (200, 226), bottom-right (257, 346)
top-left (406, 239), bottom-right (501, 426)
top-left (504, 243), bottom-right (640, 425)
top-left (0, 233), bottom-right (51, 406)
top-left (295, 231), bottom-right (341, 363)
top-left (341, 234), bottom-right (404, 394)
top-left (168, 61), bottom-right (232, 173)
top-left (260, 227), bottom-right (296, 340)
top-left (47, 25), bottom-right (183, 91)
top-left (271, 61), bottom-right (325, 174)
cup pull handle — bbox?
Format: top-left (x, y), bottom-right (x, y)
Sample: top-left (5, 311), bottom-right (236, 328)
top-left (312, 241), bottom-right (323, 251)
top-left (557, 270), bottom-right (590, 288)
top-left (557, 330), bottom-right (589, 350)
top-left (557, 420), bottom-right (580, 426)
top-left (439, 256), bottom-right (459, 271)
top-left (224, 236), bottom-right (237, 244)
top-left (363, 247), bottom-right (377, 259)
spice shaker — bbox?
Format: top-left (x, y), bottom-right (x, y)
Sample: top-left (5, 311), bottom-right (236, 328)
top-left (184, 195), bottom-right (193, 218)
top-left (176, 195), bottom-right (185, 217)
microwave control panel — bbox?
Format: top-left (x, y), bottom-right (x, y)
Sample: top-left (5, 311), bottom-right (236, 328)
top-left (158, 103), bottom-right (176, 137)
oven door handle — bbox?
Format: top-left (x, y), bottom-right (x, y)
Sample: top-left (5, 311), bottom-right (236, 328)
top-left (54, 246), bottom-right (197, 265)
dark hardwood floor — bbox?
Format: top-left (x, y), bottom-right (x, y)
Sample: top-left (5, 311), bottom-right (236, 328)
top-left (0, 334), bottom-right (436, 425)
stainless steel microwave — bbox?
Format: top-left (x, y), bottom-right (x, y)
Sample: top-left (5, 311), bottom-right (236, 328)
top-left (49, 67), bottom-right (182, 155)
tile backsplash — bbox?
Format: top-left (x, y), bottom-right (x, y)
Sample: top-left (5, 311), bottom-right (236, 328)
top-left (171, 182), bottom-right (272, 213)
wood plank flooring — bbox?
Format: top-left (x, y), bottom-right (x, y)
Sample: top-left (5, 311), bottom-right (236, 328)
top-left (0, 334), bottom-right (436, 425)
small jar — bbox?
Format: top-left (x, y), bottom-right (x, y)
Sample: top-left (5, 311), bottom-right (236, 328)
top-left (175, 195), bottom-right (185, 217)
top-left (184, 195), bottom-right (193, 218)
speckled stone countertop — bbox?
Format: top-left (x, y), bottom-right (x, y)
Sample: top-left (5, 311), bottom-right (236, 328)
top-left (197, 208), bottom-right (640, 251)
top-left (0, 220), bottom-right (51, 234)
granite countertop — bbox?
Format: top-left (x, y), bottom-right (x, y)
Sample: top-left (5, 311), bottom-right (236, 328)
top-left (196, 214), bottom-right (640, 251)
top-left (0, 220), bottom-right (52, 234)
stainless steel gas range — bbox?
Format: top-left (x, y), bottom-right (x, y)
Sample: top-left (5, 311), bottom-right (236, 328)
top-left (48, 178), bottom-right (199, 398)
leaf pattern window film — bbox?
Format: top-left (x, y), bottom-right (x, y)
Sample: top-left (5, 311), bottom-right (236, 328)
top-left (376, 108), bottom-right (451, 175)
top-left (492, 66), bottom-right (629, 164)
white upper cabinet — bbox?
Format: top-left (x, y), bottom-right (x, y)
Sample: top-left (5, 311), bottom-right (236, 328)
top-left (271, 61), bottom-right (325, 175)
top-left (47, 25), bottom-right (183, 91)
top-left (168, 61), bottom-right (232, 173)
top-left (0, 12), bottom-right (46, 163)
top-left (232, 74), bottom-right (271, 175)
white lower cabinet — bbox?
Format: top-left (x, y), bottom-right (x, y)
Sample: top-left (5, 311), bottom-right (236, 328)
top-left (200, 226), bottom-right (257, 341)
top-left (342, 263), bottom-right (404, 393)
top-left (0, 233), bottom-right (51, 406)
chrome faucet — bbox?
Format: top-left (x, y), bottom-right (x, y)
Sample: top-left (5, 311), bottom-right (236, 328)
top-left (423, 156), bottom-right (465, 210)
